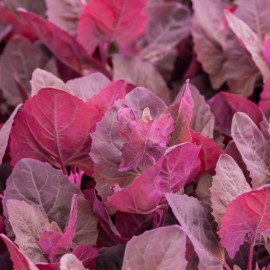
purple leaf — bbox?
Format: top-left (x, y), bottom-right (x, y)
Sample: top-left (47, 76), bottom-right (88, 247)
top-left (166, 193), bottom-right (224, 269)
top-left (210, 154), bottom-right (251, 225)
top-left (231, 112), bottom-right (270, 188)
top-left (122, 225), bottom-right (187, 270)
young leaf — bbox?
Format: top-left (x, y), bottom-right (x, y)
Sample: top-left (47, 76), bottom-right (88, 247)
top-left (0, 234), bottom-right (39, 270)
top-left (90, 87), bottom-right (167, 199)
top-left (211, 154), bottom-right (251, 225)
top-left (112, 54), bottom-right (171, 104)
top-left (219, 185), bottom-right (270, 259)
top-left (10, 88), bottom-right (99, 174)
top-left (231, 112), bottom-right (270, 188)
top-left (78, 0), bottom-right (147, 53)
top-left (7, 200), bottom-right (50, 263)
top-left (225, 10), bottom-right (270, 81)
top-left (0, 104), bottom-right (22, 164)
top-left (122, 225), bottom-right (187, 270)
top-left (166, 193), bottom-right (224, 269)
top-left (60, 254), bottom-right (86, 270)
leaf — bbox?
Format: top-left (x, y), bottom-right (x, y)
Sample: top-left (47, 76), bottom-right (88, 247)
top-left (112, 54), bottom-right (171, 104)
top-left (3, 159), bottom-right (79, 233)
top-left (219, 185), bottom-right (270, 259)
top-left (208, 92), bottom-right (265, 137)
top-left (0, 36), bottom-right (49, 106)
top-left (7, 200), bottom-right (50, 263)
top-left (60, 254), bottom-right (86, 270)
top-left (78, 0), bottom-right (146, 53)
top-left (259, 78), bottom-right (270, 112)
top-left (66, 73), bottom-right (110, 101)
top-left (140, 2), bottom-right (190, 62)
top-left (45, 0), bottom-right (82, 36)
top-left (168, 82), bottom-right (193, 145)
top-left (31, 69), bottom-right (68, 97)
top-left (211, 154), bottom-right (251, 225)
top-left (166, 193), bottom-right (224, 270)
top-left (231, 112), bottom-right (270, 188)
top-left (10, 88), bottom-right (99, 174)
top-left (122, 225), bottom-right (187, 270)
top-left (105, 143), bottom-right (201, 214)
top-left (116, 106), bottom-right (174, 172)
top-left (225, 10), bottom-right (270, 81)
top-left (0, 234), bottom-right (38, 270)
top-left (18, 9), bottom-right (106, 75)
top-left (0, 104), bottom-right (22, 164)
top-left (191, 0), bottom-right (227, 89)
top-left (90, 87), bottom-right (167, 199)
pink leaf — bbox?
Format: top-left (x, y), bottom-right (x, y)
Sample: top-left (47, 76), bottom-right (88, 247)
top-left (105, 143), bottom-right (201, 214)
top-left (72, 245), bottom-right (98, 266)
top-left (211, 154), bottom-right (251, 225)
top-left (231, 112), bottom-right (270, 188)
top-left (219, 185), bottom-right (270, 259)
top-left (122, 225), bottom-right (187, 270)
top-left (0, 234), bottom-right (38, 270)
top-left (78, 0), bottom-right (147, 53)
top-left (10, 88), bottom-right (99, 174)
top-left (166, 193), bottom-right (224, 269)
top-left (225, 10), bottom-right (270, 81)
top-left (112, 54), bottom-right (171, 104)
top-left (259, 78), bottom-right (270, 112)
top-left (87, 80), bottom-right (128, 117)
top-left (0, 104), bottom-right (22, 164)
top-left (90, 87), bottom-right (167, 199)
top-left (117, 106), bottom-right (174, 171)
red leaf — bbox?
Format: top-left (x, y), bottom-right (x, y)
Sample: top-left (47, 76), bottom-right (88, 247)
top-left (219, 185), bottom-right (270, 259)
top-left (259, 78), bottom-right (270, 112)
top-left (0, 234), bottom-right (38, 270)
top-left (78, 0), bottom-right (147, 53)
top-left (10, 88), bottom-right (99, 174)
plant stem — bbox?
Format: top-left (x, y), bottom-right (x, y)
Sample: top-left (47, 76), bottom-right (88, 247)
top-left (247, 239), bottom-right (254, 270)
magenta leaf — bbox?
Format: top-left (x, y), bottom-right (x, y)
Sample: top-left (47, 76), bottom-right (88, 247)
top-left (219, 185), bottom-right (270, 259)
top-left (211, 154), bottom-right (251, 225)
top-left (117, 106), bottom-right (174, 171)
top-left (0, 104), bottom-right (22, 164)
top-left (105, 143), bottom-right (201, 214)
top-left (78, 0), bottom-right (146, 53)
top-left (0, 234), bottom-right (39, 270)
top-left (90, 87), bottom-right (167, 199)
top-left (122, 225), bottom-right (187, 270)
top-left (112, 54), bottom-right (171, 104)
top-left (10, 88), bottom-right (99, 174)
top-left (166, 193), bottom-right (224, 269)
top-left (72, 245), bottom-right (98, 267)
top-left (259, 78), bottom-right (270, 112)
top-left (231, 112), bottom-right (270, 188)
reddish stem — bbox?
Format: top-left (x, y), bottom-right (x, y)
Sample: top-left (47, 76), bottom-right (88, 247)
top-left (247, 239), bottom-right (255, 270)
